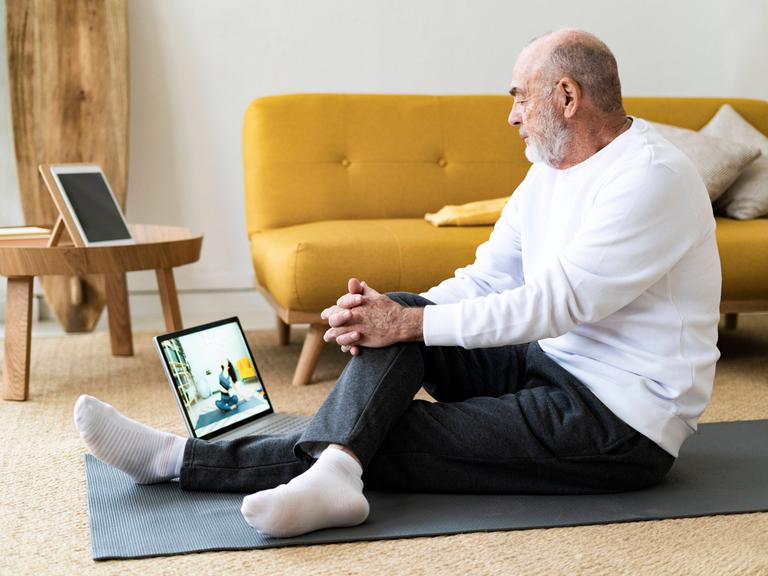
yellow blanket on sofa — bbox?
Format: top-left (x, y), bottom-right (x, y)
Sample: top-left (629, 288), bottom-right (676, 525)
top-left (425, 196), bottom-right (510, 226)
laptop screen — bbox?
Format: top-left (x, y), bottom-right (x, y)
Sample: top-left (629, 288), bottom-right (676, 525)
top-left (155, 317), bottom-right (274, 440)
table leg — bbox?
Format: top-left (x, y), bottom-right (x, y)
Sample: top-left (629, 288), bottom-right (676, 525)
top-left (105, 273), bottom-right (134, 356)
top-left (156, 268), bottom-right (183, 332)
top-left (3, 276), bottom-right (33, 401)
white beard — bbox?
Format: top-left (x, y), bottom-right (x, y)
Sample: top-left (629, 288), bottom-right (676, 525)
top-left (523, 99), bottom-right (571, 167)
top-left (524, 140), bottom-right (546, 164)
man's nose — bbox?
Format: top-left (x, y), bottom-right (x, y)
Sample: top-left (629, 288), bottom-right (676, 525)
top-left (508, 107), bottom-right (521, 126)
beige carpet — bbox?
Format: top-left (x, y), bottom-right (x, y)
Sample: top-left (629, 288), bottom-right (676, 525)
top-left (1, 315), bottom-right (768, 575)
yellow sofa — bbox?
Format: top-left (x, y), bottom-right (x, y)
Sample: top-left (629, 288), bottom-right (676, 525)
top-left (243, 94), bottom-right (768, 385)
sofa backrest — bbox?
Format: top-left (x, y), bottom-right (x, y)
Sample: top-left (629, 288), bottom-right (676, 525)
top-left (243, 94), bottom-right (768, 233)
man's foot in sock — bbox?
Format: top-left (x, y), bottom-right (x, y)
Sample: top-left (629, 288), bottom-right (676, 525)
top-left (241, 446), bottom-right (369, 538)
top-left (74, 395), bottom-right (186, 484)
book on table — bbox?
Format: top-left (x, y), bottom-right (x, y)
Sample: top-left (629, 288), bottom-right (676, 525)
top-left (0, 226), bottom-right (52, 246)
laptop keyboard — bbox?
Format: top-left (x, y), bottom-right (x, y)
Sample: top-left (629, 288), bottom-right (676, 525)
top-left (255, 414), bottom-right (311, 436)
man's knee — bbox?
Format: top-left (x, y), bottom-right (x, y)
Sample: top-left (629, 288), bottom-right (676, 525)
top-left (385, 291), bottom-right (434, 308)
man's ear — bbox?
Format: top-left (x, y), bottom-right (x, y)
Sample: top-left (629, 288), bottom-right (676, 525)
top-left (557, 77), bottom-right (581, 119)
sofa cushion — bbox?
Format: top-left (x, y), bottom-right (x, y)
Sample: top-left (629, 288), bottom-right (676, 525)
top-left (652, 122), bottom-right (760, 201)
top-left (716, 216), bottom-right (768, 301)
top-left (251, 216), bottom-right (768, 312)
top-left (702, 105), bottom-right (768, 220)
top-left (250, 219), bottom-right (493, 312)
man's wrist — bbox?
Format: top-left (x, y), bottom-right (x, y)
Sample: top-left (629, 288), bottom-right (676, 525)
top-left (400, 307), bottom-right (424, 342)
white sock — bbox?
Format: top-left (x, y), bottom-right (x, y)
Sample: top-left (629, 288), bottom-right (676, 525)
top-left (74, 395), bottom-right (186, 484)
top-left (241, 446), bottom-right (369, 538)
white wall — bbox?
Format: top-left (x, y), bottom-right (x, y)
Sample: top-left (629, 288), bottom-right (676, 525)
top-left (2, 0), bottom-right (768, 297)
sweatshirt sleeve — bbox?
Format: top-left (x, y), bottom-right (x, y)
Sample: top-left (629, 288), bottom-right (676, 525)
top-left (420, 184), bottom-right (526, 305)
top-left (423, 162), bottom-right (709, 348)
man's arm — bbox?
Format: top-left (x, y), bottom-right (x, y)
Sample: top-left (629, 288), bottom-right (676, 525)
top-left (423, 164), bottom-right (711, 348)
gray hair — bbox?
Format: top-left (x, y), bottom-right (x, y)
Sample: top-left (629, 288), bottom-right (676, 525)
top-left (537, 33), bottom-right (624, 113)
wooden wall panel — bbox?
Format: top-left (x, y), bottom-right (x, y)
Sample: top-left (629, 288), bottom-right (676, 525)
top-left (6, 0), bottom-right (128, 332)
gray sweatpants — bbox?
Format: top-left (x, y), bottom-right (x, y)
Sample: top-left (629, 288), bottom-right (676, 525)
top-left (180, 292), bottom-right (674, 495)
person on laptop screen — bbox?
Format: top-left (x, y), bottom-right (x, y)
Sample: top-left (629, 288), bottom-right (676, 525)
top-left (74, 29), bottom-right (720, 539)
top-left (215, 363), bottom-right (239, 413)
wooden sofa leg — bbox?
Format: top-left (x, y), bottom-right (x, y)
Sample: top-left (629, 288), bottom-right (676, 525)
top-left (724, 313), bottom-right (738, 330)
top-left (292, 324), bottom-right (325, 386)
top-left (277, 315), bottom-right (290, 346)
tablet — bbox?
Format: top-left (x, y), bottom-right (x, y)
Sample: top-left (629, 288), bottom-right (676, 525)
top-left (39, 164), bottom-right (133, 247)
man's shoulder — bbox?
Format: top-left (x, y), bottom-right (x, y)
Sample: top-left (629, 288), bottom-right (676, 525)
top-left (588, 120), bottom-right (704, 205)
top-left (623, 118), bottom-right (699, 178)
top-left (600, 121), bottom-right (712, 229)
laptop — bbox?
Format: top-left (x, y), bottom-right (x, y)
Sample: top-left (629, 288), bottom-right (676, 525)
top-left (154, 317), bottom-right (311, 441)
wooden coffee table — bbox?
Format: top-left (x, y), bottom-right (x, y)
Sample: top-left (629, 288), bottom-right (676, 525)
top-left (0, 224), bottom-right (203, 401)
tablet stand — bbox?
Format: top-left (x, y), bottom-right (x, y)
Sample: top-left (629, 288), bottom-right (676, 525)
top-left (47, 216), bottom-right (73, 248)
top-left (37, 164), bottom-right (91, 248)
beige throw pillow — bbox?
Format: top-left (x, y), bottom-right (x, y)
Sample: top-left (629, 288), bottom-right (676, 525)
top-left (700, 105), bottom-right (768, 219)
top-left (651, 122), bottom-right (760, 202)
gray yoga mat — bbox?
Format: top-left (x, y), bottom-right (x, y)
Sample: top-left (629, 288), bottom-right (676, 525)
top-left (85, 420), bottom-right (768, 560)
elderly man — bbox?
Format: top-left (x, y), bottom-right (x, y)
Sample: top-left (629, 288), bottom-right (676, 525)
top-left (74, 29), bottom-right (721, 538)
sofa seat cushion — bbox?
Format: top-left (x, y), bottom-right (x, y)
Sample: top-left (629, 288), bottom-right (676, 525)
top-left (716, 217), bottom-right (768, 301)
top-left (251, 216), bottom-right (767, 314)
top-left (250, 219), bottom-right (492, 312)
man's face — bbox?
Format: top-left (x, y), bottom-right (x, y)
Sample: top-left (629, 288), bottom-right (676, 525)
top-left (508, 51), bottom-right (570, 166)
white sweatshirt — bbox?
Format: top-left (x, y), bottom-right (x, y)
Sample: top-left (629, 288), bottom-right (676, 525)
top-left (421, 118), bottom-right (721, 457)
